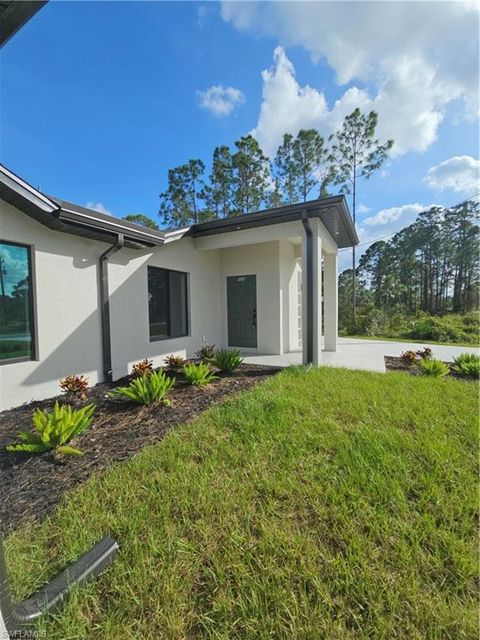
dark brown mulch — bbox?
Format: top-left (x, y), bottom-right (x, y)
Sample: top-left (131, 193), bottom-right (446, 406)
top-left (384, 355), bottom-right (474, 381)
top-left (0, 364), bottom-right (281, 536)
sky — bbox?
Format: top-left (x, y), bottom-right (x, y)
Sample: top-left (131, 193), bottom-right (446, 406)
top-left (1, 0), bottom-right (479, 270)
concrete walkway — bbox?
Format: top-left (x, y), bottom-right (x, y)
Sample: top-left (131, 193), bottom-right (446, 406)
top-left (243, 337), bottom-right (479, 372)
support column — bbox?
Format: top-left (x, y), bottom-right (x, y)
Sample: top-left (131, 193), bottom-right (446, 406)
top-left (301, 216), bottom-right (322, 365)
top-left (311, 219), bottom-right (322, 364)
top-left (323, 250), bottom-right (338, 351)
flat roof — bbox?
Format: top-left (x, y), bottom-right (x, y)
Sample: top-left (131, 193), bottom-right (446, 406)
top-left (189, 196), bottom-right (358, 248)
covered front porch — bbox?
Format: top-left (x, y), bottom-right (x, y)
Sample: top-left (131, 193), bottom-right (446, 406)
top-left (191, 197), bottom-right (357, 364)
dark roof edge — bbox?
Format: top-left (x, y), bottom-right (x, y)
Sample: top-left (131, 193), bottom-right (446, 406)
top-left (189, 196), bottom-right (359, 248)
top-left (0, 165), bottom-right (165, 247)
top-left (0, 1), bottom-right (47, 48)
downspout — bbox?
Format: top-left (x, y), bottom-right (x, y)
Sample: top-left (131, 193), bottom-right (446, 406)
top-left (99, 234), bottom-right (124, 383)
top-left (301, 212), bottom-right (314, 365)
top-left (0, 535), bottom-right (118, 638)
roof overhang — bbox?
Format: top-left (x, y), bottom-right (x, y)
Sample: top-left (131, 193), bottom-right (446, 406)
top-left (189, 196), bottom-right (358, 249)
top-left (0, 165), bottom-right (165, 248)
top-left (0, 1), bottom-right (47, 47)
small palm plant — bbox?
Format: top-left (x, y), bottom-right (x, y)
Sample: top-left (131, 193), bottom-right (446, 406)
top-left (109, 369), bottom-right (175, 405)
top-left (183, 362), bottom-right (218, 386)
top-left (417, 358), bottom-right (450, 378)
top-left (6, 402), bottom-right (95, 456)
top-left (211, 349), bottom-right (243, 374)
top-left (452, 353), bottom-right (480, 379)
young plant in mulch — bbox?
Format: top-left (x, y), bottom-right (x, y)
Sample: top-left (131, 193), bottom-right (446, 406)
top-left (452, 353), bottom-right (480, 379)
top-left (59, 374), bottom-right (89, 402)
top-left (131, 358), bottom-right (154, 378)
top-left (109, 369), bottom-right (175, 405)
top-left (195, 344), bottom-right (216, 363)
top-left (6, 402), bottom-right (96, 456)
top-left (164, 354), bottom-right (187, 373)
top-left (211, 349), bottom-right (244, 374)
top-left (417, 358), bottom-right (450, 378)
top-left (183, 362), bottom-right (218, 386)
top-left (400, 350), bottom-right (419, 367)
top-left (416, 347), bottom-right (433, 360)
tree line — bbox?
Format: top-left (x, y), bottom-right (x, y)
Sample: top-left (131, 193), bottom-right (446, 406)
top-left (339, 199), bottom-right (480, 327)
top-left (156, 109), bottom-right (393, 231)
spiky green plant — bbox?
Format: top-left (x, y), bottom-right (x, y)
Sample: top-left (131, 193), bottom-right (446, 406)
top-left (183, 362), bottom-right (218, 386)
top-left (6, 402), bottom-right (95, 456)
top-left (417, 358), bottom-right (450, 378)
top-left (211, 349), bottom-right (244, 374)
top-left (452, 353), bottom-right (480, 379)
top-left (109, 369), bottom-right (175, 405)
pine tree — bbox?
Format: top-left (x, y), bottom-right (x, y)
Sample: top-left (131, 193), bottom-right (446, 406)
top-left (328, 109), bottom-right (393, 322)
top-left (159, 159), bottom-right (206, 226)
top-left (231, 135), bottom-right (270, 214)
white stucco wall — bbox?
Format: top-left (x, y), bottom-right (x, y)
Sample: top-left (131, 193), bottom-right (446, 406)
top-left (1, 201), bottom-right (104, 409)
top-left (108, 238), bottom-right (222, 380)
top-left (0, 203), bottom-right (223, 410)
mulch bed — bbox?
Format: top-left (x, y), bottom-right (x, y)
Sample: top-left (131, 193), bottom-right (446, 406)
top-left (384, 356), bottom-right (473, 381)
top-left (0, 364), bottom-right (281, 536)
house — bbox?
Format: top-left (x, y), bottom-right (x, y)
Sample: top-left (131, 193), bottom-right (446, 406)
top-left (0, 164), bottom-right (358, 410)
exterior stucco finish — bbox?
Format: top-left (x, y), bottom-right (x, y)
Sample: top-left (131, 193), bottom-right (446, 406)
top-left (1, 199), bottom-right (340, 410)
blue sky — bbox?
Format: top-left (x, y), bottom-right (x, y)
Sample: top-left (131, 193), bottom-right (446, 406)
top-left (1, 1), bottom-right (479, 267)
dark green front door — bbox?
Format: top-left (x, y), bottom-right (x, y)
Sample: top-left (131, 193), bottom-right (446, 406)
top-left (227, 275), bottom-right (257, 348)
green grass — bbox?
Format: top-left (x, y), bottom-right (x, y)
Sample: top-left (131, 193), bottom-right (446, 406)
top-left (6, 368), bottom-right (478, 639)
top-left (342, 334), bottom-right (479, 348)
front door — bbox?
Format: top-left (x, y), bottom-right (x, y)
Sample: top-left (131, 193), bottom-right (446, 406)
top-left (227, 275), bottom-right (257, 348)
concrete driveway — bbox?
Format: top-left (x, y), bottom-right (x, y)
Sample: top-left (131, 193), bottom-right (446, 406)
top-left (243, 337), bottom-right (479, 372)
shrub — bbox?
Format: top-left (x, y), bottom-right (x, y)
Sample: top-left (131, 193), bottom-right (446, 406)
top-left (417, 358), bottom-right (450, 378)
top-left (164, 354), bottom-right (187, 372)
top-left (59, 374), bottom-right (89, 400)
top-left (452, 353), bottom-right (480, 379)
top-left (131, 358), bottom-right (154, 378)
top-left (109, 370), bottom-right (174, 405)
top-left (195, 344), bottom-right (216, 363)
top-left (211, 349), bottom-right (243, 374)
top-left (183, 362), bottom-right (218, 386)
top-left (6, 402), bottom-right (95, 456)
top-left (416, 347), bottom-right (433, 360)
top-left (400, 350), bottom-right (418, 366)
top-left (408, 313), bottom-right (479, 345)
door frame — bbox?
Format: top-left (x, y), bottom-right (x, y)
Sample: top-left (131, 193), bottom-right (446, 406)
top-left (226, 274), bottom-right (258, 350)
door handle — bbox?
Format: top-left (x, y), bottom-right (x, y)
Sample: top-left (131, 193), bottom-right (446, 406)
top-left (252, 308), bottom-right (257, 327)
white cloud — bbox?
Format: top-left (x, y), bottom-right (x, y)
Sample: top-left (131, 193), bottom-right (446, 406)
top-left (423, 155), bottom-right (480, 196)
top-left (223, 2), bottom-right (479, 154)
top-left (249, 46), bottom-right (458, 158)
top-left (357, 203), bottom-right (371, 214)
top-left (363, 203), bottom-right (429, 227)
top-left (85, 202), bottom-right (112, 215)
top-left (197, 85), bottom-right (245, 117)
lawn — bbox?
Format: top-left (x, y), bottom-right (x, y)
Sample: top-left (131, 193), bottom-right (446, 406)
top-left (5, 367), bottom-right (478, 639)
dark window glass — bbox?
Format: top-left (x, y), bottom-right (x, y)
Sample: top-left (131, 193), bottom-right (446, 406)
top-left (148, 267), bottom-right (188, 340)
top-left (0, 241), bottom-right (35, 362)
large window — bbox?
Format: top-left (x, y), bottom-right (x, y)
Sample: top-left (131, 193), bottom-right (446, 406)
top-left (148, 266), bottom-right (188, 340)
top-left (0, 241), bottom-right (36, 363)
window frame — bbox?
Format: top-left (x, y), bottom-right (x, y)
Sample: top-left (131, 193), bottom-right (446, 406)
top-left (147, 266), bottom-right (189, 342)
top-left (0, 239), bottom-right (38, 366)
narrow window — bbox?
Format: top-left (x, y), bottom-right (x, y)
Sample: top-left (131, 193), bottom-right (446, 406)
top-left (0, 241), bottom-right (36, 363)
top-left (148, 267), bottom-right (188, 340)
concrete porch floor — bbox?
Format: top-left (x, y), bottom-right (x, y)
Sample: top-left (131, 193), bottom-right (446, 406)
top-left (242, 337), bottom-right (479, 372)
